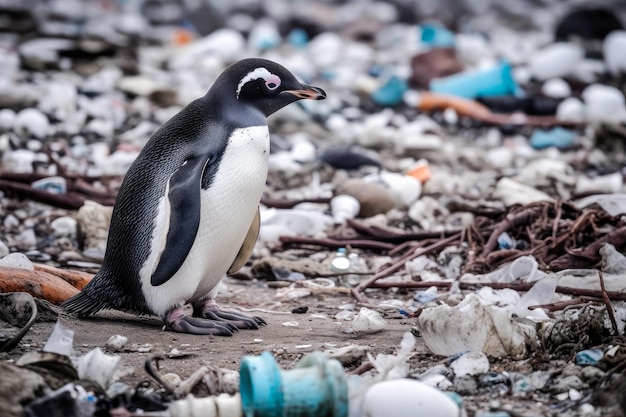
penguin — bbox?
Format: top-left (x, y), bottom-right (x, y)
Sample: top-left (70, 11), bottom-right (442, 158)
top-left (63, 58), bottom-right (326, 335)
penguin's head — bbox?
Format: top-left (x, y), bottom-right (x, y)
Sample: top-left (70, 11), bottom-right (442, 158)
top-left (215, 58), bottom-right (326, 117)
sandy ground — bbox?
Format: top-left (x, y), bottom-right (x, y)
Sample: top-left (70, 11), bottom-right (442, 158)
top-left (1, 277), bottom-right (419, 387)
top-left (3, 277), bottom-right (626, 416)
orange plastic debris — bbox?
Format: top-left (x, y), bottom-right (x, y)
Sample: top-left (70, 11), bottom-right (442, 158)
top-left (417, 92), bottom-right (493, 120)
top-left (417, 91), bottom-right (581, 128)
top-left (173, 28), bottom-right (195, 45)
top-left (406, 163), bottom-right (432, 183)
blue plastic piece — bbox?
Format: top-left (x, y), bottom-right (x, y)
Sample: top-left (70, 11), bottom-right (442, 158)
top-left (529, 127), bottom-right (576, 150)
top-left (420, 22), bottom-right (456, 47)
top-left (287, 28), bottom-right (309, 48)
top-left (413, 291), bottom-right (437, 303)
top-left (445, 392), bottom-right (464, 408)
top-left (240, 351), bottom-right (348, 417)
top-left (575, 349), bottom-right (604, 366)
top-left (371, 75), bottom-right (408, 107)
top-left (497, 232), bottom-right (515, 250)
top-left (429, 61), bottom-right (522, 99)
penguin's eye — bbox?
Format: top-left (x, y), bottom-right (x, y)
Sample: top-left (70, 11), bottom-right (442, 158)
top-left (264, 75), bottom-right (281, 91)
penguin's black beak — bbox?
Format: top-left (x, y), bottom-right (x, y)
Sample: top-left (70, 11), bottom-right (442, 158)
top-left (282, 84), bottom-right (326, 100)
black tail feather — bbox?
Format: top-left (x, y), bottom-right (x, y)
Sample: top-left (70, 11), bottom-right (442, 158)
top-left (62, 291), bottom-right (108, 317)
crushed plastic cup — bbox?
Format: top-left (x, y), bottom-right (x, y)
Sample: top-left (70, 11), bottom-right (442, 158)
top-left (352, 307), bottom-right (387, 335)
top-left (75, 347), bottom-right (121, 389)
top-left (417, 294), bottom-right (537, 358)
top-left (429, 61), bottom-right (521, 99)
top-left (239, 351), bottom-right (348, 417)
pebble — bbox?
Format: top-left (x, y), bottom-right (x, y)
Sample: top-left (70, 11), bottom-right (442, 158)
top-left (556, 97), bottom-right (585, 122)
top-left (528, 43), bottom-right (584, 81)
top-left (14, 108), bottom-right (50, 138)
top-left (0, 252), bottom-right (34, 270)
top-left (603, 30), bottom-right (626, 76)
top-left (0, 109), bottom-right (16, 130)
top-left (15, 229), bottom-right (37, 251)
top-left (336, 178), bottom-right (395, 218)
top-left (582, 84), bottom-right (626, 124)
top-left (50, 217), bottom-right (78, 238)
top-left (0, 240), bottom-right (9, 258)
top-left (541, 78), bottom-right (571, 99)
top-left (105, 335), bottom-right (129, 352)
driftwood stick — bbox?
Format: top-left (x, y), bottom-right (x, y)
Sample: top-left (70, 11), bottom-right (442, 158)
top-left (279, 236), bottom-right (395, 251)
top-left (0, 179), bottom-right (87, 209)
top-left (484, 208), bottom-right (535, 254)
top-left (346, 219), bottom-right (462, 243)
top-left (352, 233), bottom-right (461, 303)
top-left (261, 197), bottom-right (331, 209)
top-left (599, 270), bottom-right (619, 335)
top-left (528, 298), bottom-right (587, 312)
top-left (368, 279), bottom-right (626, 302)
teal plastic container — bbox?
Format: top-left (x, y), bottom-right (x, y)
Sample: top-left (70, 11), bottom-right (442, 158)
top-left (429, 61), bottom-right (522, 99)
top-left (239, 351), bottom-right (348, 417)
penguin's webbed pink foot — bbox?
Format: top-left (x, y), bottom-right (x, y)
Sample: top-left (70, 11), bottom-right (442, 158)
top-left (192, 298), bottom-right (266, 330)
top-left (164, 307), bottom-right (238, 336)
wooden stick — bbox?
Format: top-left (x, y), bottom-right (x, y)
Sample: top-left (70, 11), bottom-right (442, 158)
top-left (598, 270), bottom-right (619, 335)
top-left (279, 235), bottom-right (395, 251)
top-left (352, 233), bottom-right (461, 303)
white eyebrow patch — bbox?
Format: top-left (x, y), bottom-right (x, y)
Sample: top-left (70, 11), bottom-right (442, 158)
top-left (236, 67), bottom-right (281, 98)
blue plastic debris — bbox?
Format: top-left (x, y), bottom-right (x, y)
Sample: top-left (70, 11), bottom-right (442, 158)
top-left (575, 349), bottom-right (604, 366)
top-left (529, 127), bottom-right (576, 149)
top-left (429, 61), bottom-right (521, 99)
top-left (420, 22), bottom-right (456, 48)
top-left (371, 75), bottom-right (408, 107)
top-left (497, 232), bottom-right (515, 250)
top-left (414, 291), bottom-right (438, 303)
top-left (287, 28), bottom-right (309, 48)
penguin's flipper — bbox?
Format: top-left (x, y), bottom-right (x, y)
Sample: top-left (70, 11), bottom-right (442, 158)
top-left (228, 207), bottom-right (260, 274)
top-left (151, 155), bottom-right (210, 287)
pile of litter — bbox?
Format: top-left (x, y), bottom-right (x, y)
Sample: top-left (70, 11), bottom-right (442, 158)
top-left (1, 0), bottom-right (626, 416)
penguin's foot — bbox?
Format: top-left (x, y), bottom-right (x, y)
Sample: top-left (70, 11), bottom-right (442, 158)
top-left (164, 307), bottom-right (238, 336)
top-left (192, 298), bottom-right (267, 330)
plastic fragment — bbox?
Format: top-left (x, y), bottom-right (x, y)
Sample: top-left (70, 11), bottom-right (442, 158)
top-left (529, 127), bottom-right (576, 149)
top-left (429, 61), bottom-right (520, 99)
top-left (575, 349), bottom-right (604, 366)
top-left (351, 307), bottom-right (387, 335)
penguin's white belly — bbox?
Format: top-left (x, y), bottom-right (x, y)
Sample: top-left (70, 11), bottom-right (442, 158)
top-left (140, 126), bottom-right (270, 316)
